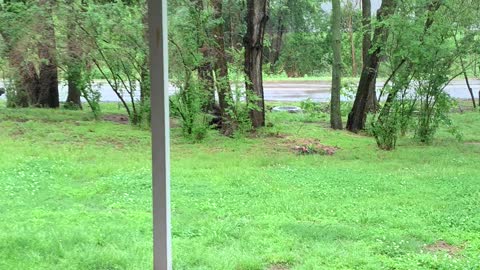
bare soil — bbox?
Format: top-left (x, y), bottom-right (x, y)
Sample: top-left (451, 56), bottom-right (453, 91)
top-left (268, 264), bottom-right (290, 270)
top-left (103, 114), bottom-right (129, 125)
top-left (424, 241), bottom-right (463, 256)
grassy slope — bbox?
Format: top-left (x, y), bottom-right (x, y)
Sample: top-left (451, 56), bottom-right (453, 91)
top-left (0, 105), bottom-right (479, 270)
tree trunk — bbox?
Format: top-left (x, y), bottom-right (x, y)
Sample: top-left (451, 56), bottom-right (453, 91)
top-left (454, 35), bottom-right (476, 109)
top-left (191, 0), bottom-right (215, 112)
top-left (65, 2), bottom-right (83, 109)
top-left (37, 0), bottom-right (59, 108)
top-left (9, 49), bottom-right (38, 107)
top-left (346, 0), bottom-right (396, 132)
top-left (347, 6), bottom-right (357, 77)
top-left (198, 46), bottom-right (216, 112)
top-left (211, 0), bottom-right (235, 135)
top-left (362, 0), bottom-right (379, 112)
top-left (66, 67), bottom-right (82, 108)
top-left (244, 0), bottom-right (269, 128)
top-left (1, 24), bottom-right (38, 107)
top-left (331, 0), bottom-right (343, 129)
top-left (269, 14), bottom-right (285, 73)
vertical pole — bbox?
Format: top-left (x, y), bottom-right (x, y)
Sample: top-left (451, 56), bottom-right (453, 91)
top-left (148, 0), bottom-right (171, 269)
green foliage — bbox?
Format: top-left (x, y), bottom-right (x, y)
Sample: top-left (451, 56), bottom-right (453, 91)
top-left (225, 49), bottom-right (254, 136)
top-left (277, 32), bottom-right (331, 77)
top-left (170, 74), bottom-right (209, 141)
top-left (300, 98), bottom-right (325, 122)
top-left (80, 0), bottom-right (149, 125)
top-left (371, 0), bottom-right (480, 150)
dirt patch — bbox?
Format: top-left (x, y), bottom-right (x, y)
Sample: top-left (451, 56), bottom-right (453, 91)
top-left (425, 241), bottom-right (463, 256)
top-left (248, 130), bottom-right (289, 139)
top-left (262, 135), bottom-right (340, 155)
top-left (287, 138), bottom-right (340, 155)
top-left (465, 141), bottom-right (480, 146)
top-left (9, 128), bottom-right (26, 137)
top-left (103, 114), bottom-right (130, 125)
top-left (170, 118), bottom-right (180, 128)
top-left (3, 117), bottom-right (29, 123)
top-left (268, 264), bottom-right (290, 270)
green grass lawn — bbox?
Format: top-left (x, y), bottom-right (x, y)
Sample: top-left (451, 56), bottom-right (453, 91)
top-left (0, 104), bottom-right (479, 269)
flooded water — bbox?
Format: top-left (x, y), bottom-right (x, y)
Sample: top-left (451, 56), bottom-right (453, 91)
top-left (1, 80), bottom-right (479, 103)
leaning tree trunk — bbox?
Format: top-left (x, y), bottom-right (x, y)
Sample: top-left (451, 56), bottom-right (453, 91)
top-left (362, 0), bottom-right (379, 112)
top-left (244, 0), bottom-right (269, 128)
top-left (346, 0), bottom-right (396, 132)
top-left (211, 0), bottom-right (235, 135)
top-left (37, 0), bottom-right (59, 108)
top-left (330, 0), bottom-right (343, 129)
top-left (454, 35), bottom-right (476, 109)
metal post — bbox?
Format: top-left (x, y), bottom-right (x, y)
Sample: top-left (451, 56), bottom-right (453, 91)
top-left (148, 0), bottom-right (171, 269)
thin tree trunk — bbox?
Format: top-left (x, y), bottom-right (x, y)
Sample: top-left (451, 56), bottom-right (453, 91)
top-left (211, 0), bottom-right (235, 135)
top-left (331, 0), bottom-right (343, 129)
top-left (140, 12), bottom-right (151, 108)
top-left (65, 2), bottom-right (83, 109)
top-left (454, 35), bottom-right (476, 108)
top-left (37, 0), bottom-right (59, 108)
top-left (229, 0), bottom-right (236, 50)
top-left (194, 0), bottom-right (215, 112)
top-left (346, 0), bottom-right (396, 132)
top-left (269, 14), bottom-right (285, 73)
top-left (244, 0), bottom-right (269, 128)
top-left (348, 7), bottom-right (357, 77)
top-left (198, 46), bottom-right (216, 112)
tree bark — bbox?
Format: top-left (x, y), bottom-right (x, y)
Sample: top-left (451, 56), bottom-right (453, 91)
top-left (454, 35), bottom-right (476, 109)
top-left (347, 2), bottom-right (357, 77)
top-left (0, 17), bottom-right (37, 107)
top-left (65, 1), bottom-right (83, 109)
top-left (211, 0), bottom-right (235, 135)
top-left (8, 47), bottom-right (38, 107)
top-left (346, 0), bottom-right (396, 132)
top-left (37, 0), bottom-right (59, 108)
top-left (193, 0), bottom-right (215, 112)
top-left (361, 0), bottom-right (371, 68)
top-left (362, 0), bottom-right (379, 112)
top-left (244, 0), bottom-right (269, 128)
top-left (269, 12), bottom-right (285, 73)
top-left (331, 0), bottom-right (343, 129)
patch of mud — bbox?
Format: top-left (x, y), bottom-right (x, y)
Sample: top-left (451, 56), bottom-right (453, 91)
top-left (9, 129), bottom-right (26, 137)
top-left (465, 141), bottom-right (480, 146)
top-left (103, 114), bottom-right (129, 125)
top-left (288, 138), bottom-right (340, 155)
top-left (425, 241), bottom-right (463, 256)
top-left (267, 264), bottom-right (290, 270)
top-left (3, 117), bottom-right (28, 123)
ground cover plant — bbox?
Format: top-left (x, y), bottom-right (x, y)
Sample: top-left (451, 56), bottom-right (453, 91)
top-left (0, 102), bottom-right (479, 269)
